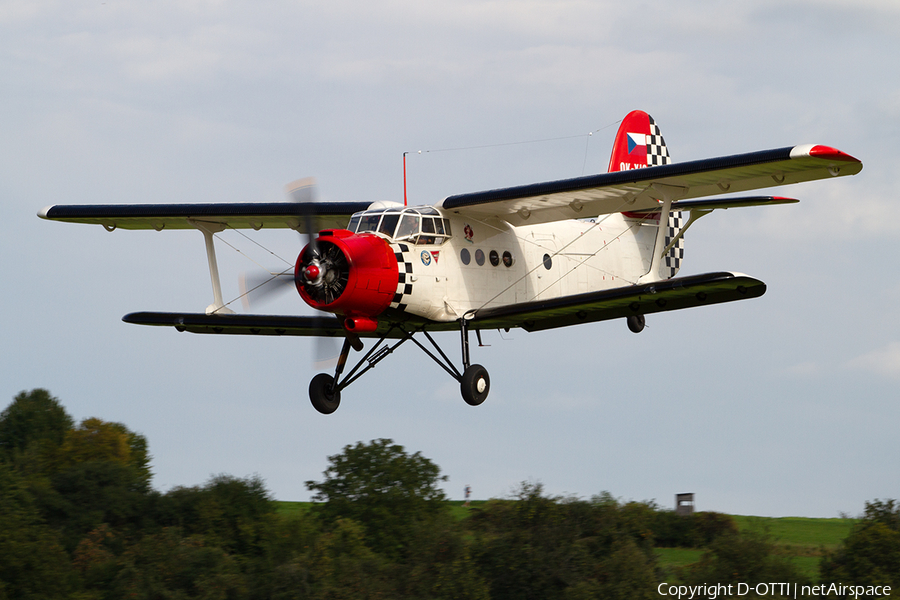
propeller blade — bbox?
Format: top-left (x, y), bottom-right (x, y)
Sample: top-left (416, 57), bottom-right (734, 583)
top-left (314, 329), bottom-right (340, 370)
top-left (238, 270), bottom-right (296, 310)
top-left (284, 177), bottom-right (358, 371)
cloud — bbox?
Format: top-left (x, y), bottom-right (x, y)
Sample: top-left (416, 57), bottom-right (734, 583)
top-left (846, 342), bottom-right (900, 379)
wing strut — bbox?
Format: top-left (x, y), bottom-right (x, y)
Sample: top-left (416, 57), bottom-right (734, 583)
top-left (661, 208), bottom-right (712, 257)
top-left (638, 183), bottom-right (685, 284)
top-left (189, 220), bottom-right (235, 315)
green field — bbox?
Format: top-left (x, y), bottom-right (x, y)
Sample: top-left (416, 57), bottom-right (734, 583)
top-left (731, 515), bottom-right (856, 548)
top-left (655, 515), bottom-right (857, 580)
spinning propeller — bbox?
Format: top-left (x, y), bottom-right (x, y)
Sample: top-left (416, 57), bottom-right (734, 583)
top-left (238, 177), bottom-right (341, 366)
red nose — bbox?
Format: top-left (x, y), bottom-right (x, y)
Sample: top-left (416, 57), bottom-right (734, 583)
top-left (295, 229), bottom-right (399, 318)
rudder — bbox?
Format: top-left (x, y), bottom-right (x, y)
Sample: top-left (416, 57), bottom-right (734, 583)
top-left (609, 110), bottom-right (684, 279)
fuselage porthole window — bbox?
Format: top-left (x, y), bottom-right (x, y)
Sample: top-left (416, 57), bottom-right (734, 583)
top-left (461, 248), bottom-right (471, 265)
top-left (489, 250), bottom-right (499, 267)
top-left (502, 251), bottom-right (514, 267)
top-left (543, 254), bottom-right (552, 270)
top-left (475, 249), bottom-right (485, 266)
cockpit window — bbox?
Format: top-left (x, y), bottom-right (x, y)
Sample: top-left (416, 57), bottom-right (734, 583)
top-left (357, 213), bottom-right (382, 233)
top-left (395, 214), bottom-right (419, 239)
top-left (348, 207), bottom-right (452, 245)
top-left (378, 213), bottom-right (400, 236)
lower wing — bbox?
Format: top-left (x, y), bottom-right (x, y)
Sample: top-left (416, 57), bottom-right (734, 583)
top-left (124, 271), bottom-right (763, 337)
top-left (468, 271), bottom-right (765, 332)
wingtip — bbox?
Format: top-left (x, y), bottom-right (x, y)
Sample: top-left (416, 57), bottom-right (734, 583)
top-left (37, 205), bottom-right (54, 219)
top-left (791, 144), bottom-right (861, 163)
top-left (808, 145), bottom-right (861, 163)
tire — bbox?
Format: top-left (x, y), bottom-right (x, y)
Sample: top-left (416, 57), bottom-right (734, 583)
top-left (309, 373), bottom-right (341, 414)
top-left (627, 314), bottom-right (645, 334)
top-left (460, 364), bottom-right (490, 406)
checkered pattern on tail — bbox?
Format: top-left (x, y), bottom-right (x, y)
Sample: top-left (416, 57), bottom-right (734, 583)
top-left (646, 116), bottom-right (671, 166)
top-left (648, 117), bottom-right (681, 278)
top-left (390, 243), bottom-right (414, 311)
top-left (662, 210), bottom-right (685, 279)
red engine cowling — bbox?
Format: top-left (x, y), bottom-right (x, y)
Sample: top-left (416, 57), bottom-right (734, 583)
top-left (295, 230), bottom-right (398, 325)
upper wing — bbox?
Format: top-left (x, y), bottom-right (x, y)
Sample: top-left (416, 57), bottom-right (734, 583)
top-left (38, 201), bottom-right (370, 232)
top-left (440, 145), bottom-right (861, 226)
top-left (469, 271), bottom-right (766, 332)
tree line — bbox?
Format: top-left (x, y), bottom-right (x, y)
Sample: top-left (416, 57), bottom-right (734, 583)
top-left (0, 389), bottom-right (896, 599)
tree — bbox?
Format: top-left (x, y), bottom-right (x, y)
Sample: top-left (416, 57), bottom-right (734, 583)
top-left (0, 463), bottom-right (75, 599)
top-left (820, 499), bottom-right (900, 588)
top-left (57, 417), bottom-right (152, 486)
top-left (469, 482), bottom-right (659, 600)
top-left (25, 417), bottom-right (156, 550)
top-left (0, 389), bottom-right (73, 471)
top-left (160, 474), bottom-right (276, 556)
top-left (43, 459), bottom-right (159, 551)
top-left (305, 438), bottom-right (449, 560)
top-left (680, 529), bottom-right (810, 592)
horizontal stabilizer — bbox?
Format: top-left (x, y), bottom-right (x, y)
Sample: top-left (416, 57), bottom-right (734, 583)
top-left (628, 195), bottom-right (798, 214)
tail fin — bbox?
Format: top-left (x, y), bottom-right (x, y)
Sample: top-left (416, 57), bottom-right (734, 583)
top-left (609, 110), bottom-right (684, 279)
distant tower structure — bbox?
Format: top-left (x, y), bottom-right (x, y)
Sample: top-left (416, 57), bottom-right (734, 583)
top-left (675, 493), bottom-right (695, 516)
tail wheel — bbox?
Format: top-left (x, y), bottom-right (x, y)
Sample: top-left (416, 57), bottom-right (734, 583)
top-left (461, 364), bottom-right (490, 406)
top-left (627, 314), bottom-right (645, 333)
top-left (309, 373), bottom-right (341, 414)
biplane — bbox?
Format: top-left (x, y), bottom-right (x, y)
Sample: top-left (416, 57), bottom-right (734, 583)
top-left (39, 110), bottom-right (862, 413)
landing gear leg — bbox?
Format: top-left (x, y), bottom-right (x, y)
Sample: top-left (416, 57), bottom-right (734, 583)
top-left (305, 320), bottom-right (492, 413)
top-left (459, 316), bottom-right (490, 406)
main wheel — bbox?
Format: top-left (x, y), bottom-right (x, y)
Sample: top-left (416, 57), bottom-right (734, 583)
top-left (627, 314), bottom-right (645, 334)
top-left (309, 373), bottom-right (341, 414)
top-left (460, 364), bottom-right (490, 406)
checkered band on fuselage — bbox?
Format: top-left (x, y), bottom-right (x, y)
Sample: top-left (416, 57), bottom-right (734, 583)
top-left (390, 243), bottom-right (414, 311)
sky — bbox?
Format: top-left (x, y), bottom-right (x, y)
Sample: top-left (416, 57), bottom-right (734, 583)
top-left (3, 0), bottom-right (899, 518)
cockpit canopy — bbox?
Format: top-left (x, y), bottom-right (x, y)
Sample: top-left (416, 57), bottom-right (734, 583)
top-left (347, 206), bottom-right (452, 245)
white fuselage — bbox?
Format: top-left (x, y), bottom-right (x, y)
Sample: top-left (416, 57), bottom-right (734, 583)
top-left (385, 209), bottom-right (661, 322)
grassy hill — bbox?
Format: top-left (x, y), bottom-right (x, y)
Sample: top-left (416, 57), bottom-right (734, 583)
top-left (655, 515), bottom-right (856, 579)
